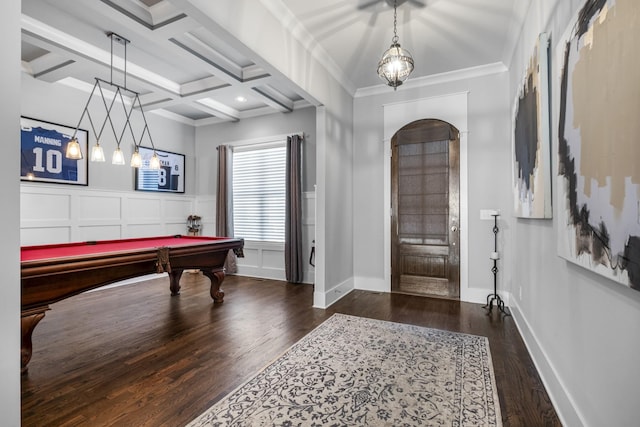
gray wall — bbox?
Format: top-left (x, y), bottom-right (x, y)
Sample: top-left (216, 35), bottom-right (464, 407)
top-left (169, 0), bottom-right (356, 306)
top-left (195, 107), bottom-right (317, 195)
top-left (194, 107), bottom-right (318, 285)
top-left (15, 1), bottom-right (639, 424)
top-left (19, 74), bottom-right (199, 245)
top-left (354, 1), bottom-right (640, 424)
top-left (506, 0), bottom-right (640, 425)
top-left (21, 74), bottom-right (196, 194)
top-left (0, 0), bottom-right (21, 424)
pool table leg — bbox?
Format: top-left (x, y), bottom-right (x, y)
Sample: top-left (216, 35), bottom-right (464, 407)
top-left (21, 306), bottom-right (49, 373)
top-left (202, 269), bottom-right (225, 303)
top-left (169, 270), bottom-right (184, 295)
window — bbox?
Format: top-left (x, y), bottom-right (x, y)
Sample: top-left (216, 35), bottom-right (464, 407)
top-left (232, 143), bottom-right (286, 242)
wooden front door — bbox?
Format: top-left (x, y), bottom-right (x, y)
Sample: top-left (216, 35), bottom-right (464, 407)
top-left (391, 119), bottom-right (460, 299)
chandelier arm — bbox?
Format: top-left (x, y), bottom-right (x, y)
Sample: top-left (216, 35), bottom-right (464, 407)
top-left (134, 94), bottom-right (156, 150)
top-left (96, 82), bottom-right (123, 148)
top-left (71, 80), bottom-right (99, 139)
top-left (116, 89), bottom-right (138, 148)
top-left (68, 31), bottom-right (157, 162)
top-left (138, 125), bottom-right (150, 151)
top-left (95, 78), bottom-right (141, 96)
top-left (84, 110), bottom-right (101, 143)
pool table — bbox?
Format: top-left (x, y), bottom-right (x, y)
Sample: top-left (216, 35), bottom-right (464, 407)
top-left (21, 235), bottom-right (244, 373)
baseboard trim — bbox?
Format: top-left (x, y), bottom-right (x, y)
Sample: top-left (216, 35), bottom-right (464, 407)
top-left (237, 266), bottom-right (286, 281)
top-left (509, 300), bottom-right (585, 427)
top-left (313, 277), bottom-right (354, 308)
top-left (88, 273), bottom-right (167, 292)
top-left (354, 276), bottom-right (388, 293)
top-left (461, 286), bottom-right (507, 305)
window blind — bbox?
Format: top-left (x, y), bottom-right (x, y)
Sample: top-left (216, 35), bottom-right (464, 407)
top-left (232, 144), bottom-right (286, 242)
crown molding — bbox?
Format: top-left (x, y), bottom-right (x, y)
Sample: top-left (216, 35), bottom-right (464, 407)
top-left (354, 62), bottom-right (508, 98)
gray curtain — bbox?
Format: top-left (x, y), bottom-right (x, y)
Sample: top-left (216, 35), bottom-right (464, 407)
top-left (285, 135), bottom-right (303, 283)
top-left (216, 145), bottom-right (237, 273)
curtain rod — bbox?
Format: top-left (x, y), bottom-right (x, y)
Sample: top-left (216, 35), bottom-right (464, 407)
top-left (215, 132), bottom-right (304, 150)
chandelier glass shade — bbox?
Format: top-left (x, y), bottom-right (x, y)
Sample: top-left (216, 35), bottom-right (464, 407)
top-left (90, 143), bottom-right (106, 162)
top-left (377, 0), bottom-right (415, 89)
top-left (65, 138), bottom-right (83, 160)
top-left (65, 32), bottom-right (160, 169)
top-left (130, 147), bottom-right (142, 168)
top-left (112, 147), bottom-right (126, 165)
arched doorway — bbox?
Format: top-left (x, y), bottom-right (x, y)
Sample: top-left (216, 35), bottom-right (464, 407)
top-left (391, 119), bottom-right (460, 299)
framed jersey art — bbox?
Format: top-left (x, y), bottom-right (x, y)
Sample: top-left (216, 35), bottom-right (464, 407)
top-left (134, 146), bottom-right (185, 193)
top-left (20, 116), bottom-right (88, 186)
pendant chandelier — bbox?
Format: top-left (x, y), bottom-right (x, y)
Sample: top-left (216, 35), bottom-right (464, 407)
top-left (65, 32), bottom-right (160, 170)
top-left (377, 0), bottom-right (415, 89)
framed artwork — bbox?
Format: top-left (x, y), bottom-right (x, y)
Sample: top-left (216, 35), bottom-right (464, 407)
top-left (512, 32), bottom-right (552, 218)
top-left (20, 116), bottom-right (88, 185)
top-left (134, 146), bottom-right (185, 193)
top-left (557, 0), bottom-right (640, 291)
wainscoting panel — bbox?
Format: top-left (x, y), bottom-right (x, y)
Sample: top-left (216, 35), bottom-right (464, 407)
top-left (239, 248), bottom-right (260, 268)
top-left (21, 192), bottom-right (70, 221)
top-left (77, 196), bottom-right (121, 221)
top-left (262, 247), bottom-right (286, 269)
top-left (164, 199), bottom-right (195, 222)
top-left (77, 225), bottom-right (122, 242)
top-left (19, 185), bottom-right (314, 285)
top-left (195, 197), bottom-right (215, 236)
top-left (127, 223), bottom-right (163, 238)
top-left (302, 191), bottom-right (316, 284)
top-left (20, 184), bottom-right (196, 245)
top-left (127, 197), bottom-right (162, 221)
top-left (237, 242), bottom-right (286, 281)
top-left (21, 227), bottom-right (70, 246)
top-left (235, 190), bottom-right (315, 284)
top-left (166, 222), bottom-right (189, 236)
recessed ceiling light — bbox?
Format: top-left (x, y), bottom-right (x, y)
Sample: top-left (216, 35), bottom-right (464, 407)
top-left (236, 96), bottom-right (247, 103)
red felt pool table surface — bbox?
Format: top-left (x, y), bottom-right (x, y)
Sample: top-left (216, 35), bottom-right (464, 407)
top-left (21, 235), bottom-right (232, 262)
top-left (20, 234), bottom-right (244, 373)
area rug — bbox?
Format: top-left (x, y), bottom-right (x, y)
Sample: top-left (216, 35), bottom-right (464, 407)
top-left (187, 314), bottom-right (502, 426)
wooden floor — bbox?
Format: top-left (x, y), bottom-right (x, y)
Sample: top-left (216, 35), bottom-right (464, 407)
top-left (21, 274), bottom-right (561, 426)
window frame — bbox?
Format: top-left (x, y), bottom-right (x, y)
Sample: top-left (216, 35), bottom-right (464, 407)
top-left (231, 140), bottom-right (287, 244)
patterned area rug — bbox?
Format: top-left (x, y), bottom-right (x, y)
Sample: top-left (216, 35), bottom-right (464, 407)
top-left (187, 314), bottom-right (502, 426)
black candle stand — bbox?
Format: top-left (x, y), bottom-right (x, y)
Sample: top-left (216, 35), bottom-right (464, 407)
top-left (483, 214), bottom-right (510, 316)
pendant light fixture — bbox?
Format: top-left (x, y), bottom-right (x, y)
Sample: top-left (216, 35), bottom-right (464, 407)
top-left (65, 32), bottom-right (161, 169)
top-left (377, 0), bottom-right (415, 89)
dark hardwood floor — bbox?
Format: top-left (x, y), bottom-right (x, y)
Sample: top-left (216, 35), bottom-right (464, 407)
top-left (21, 274), bottom-right (561, 426)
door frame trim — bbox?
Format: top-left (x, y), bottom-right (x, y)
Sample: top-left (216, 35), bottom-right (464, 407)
top-left (383, 92), bottom-right (473, 302)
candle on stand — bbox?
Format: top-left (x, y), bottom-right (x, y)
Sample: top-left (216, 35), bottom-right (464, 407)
top-left (490, 251), bottom-right (500, 260)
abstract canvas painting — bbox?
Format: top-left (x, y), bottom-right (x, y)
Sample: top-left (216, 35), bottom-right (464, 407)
top-left (513, 33), bottom-right (552, 219)
top-left (557, 0), bottom-right (640, 291)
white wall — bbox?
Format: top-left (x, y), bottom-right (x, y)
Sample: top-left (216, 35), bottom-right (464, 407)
top-left (20, 184), bottom-right (196, 245)
top-left (315, 100), bottom-right (355, 307)
top-left (506, 0), bottom-right (640, 426)
top-left (0, 0), bottom-right (21, 424)
top-left (195, 107), bottom-right (317, 284)
top-left (353, 69), bottom-right (512, 304)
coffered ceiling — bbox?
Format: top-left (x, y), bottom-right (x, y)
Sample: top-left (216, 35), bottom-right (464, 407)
top-left (20, 0), bottom-right (522, 126)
